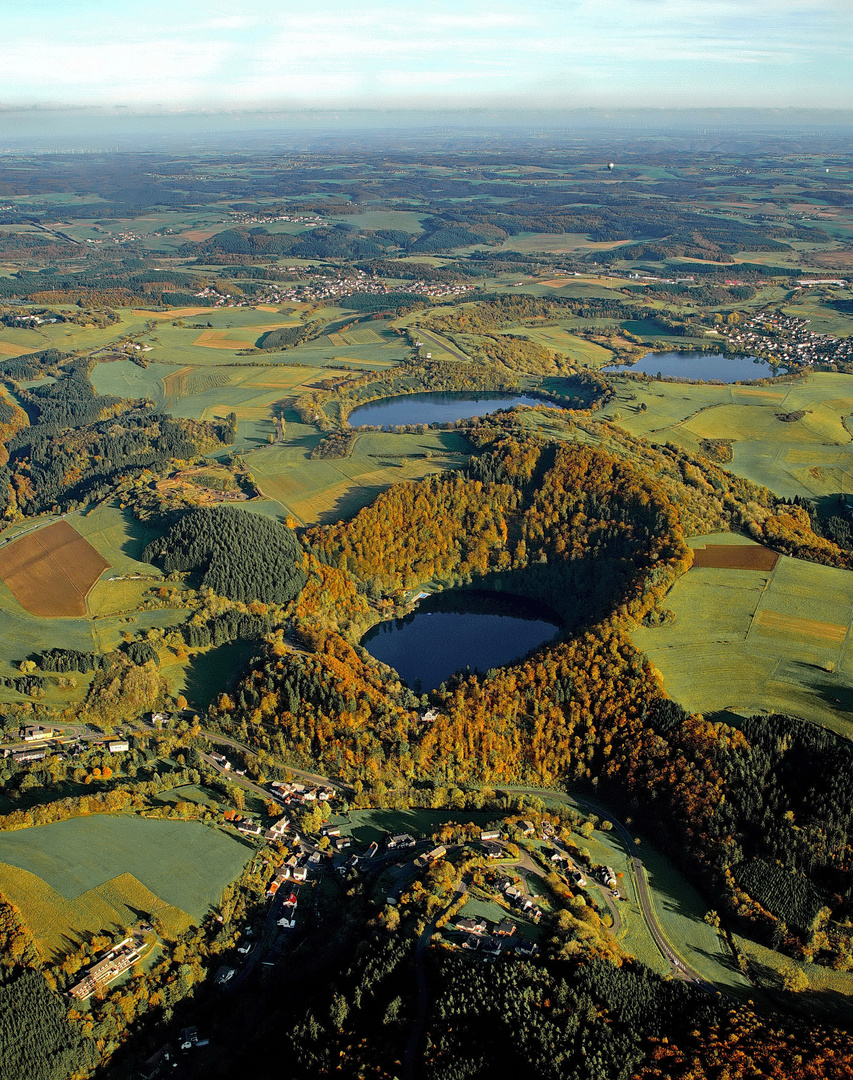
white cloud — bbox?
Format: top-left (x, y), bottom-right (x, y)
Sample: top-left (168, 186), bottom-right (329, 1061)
top-left (0, 0), bottom-right (850, 110)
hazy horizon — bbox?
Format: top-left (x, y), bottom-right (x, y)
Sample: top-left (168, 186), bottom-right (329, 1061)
top-left (2, 1), bottom-right (851, 145)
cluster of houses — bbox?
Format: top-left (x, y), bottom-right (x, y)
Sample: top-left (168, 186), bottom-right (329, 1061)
top-left (492, 874), bottom-right (544, 922)
top-left (227, 210), bottom-right (323, 228)
top-left (453, 914), bottom-right (538, 959)
top-left (269, 779), bottom-right (335, 805)
top-left (1, 727), bottom-right (128, 764)
top-left (255, 267), bottom-right (476, 307)
top-left (192, 286), bottom-right (239, 306)
top-left (716, 311), bottom-right (853, 368)
top-left (69, 935), bottom-right (146, 1001)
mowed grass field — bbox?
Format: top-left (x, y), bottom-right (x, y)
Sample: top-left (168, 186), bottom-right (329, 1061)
top-left (249, 425), bottom-right (469, 524)
top-left (0, 520), bottom-right (108, 617)
top-left (604, 371), bottom-right (853, 500)
top-left (633, 533), bottom-right (853, 735)
top-left (0, 816), bottom-right (254, 956)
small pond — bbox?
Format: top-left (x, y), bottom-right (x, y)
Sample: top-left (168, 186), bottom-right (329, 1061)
top-left (347, 391), bottom-right (554, 429)
top-left (360, 590), bottom-right (561, 691)
top-left (603, 351), bottom-right (786, 383)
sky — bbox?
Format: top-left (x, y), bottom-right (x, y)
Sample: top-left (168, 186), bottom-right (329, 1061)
top-left (1, 0), bottom-right (851, 131)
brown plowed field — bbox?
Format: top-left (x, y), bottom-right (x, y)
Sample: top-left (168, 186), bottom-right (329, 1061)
top-left (692, 544), bottom-right (779, 571)
top-left (0, 520), bottom-right (109, 616)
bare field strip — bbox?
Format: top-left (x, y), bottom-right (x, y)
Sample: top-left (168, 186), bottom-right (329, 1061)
top-left (0, 341), bottom-right (31, 356)
top-left (178, 229), bottom-right (216, 241)
top-left (0, 520), bottom-right (108, 617)
top-left (753, 609), bottom-right (848, 643)
top-left (130, 307), bottom-right (214, 319)
top-left (692, 545), bottom-right (779, 571)
top-left (193, 330), bottom-right (254, 349)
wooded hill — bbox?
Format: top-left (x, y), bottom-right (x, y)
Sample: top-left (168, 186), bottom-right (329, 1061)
top-left (0, 350), bottom-right (235, 516)
top-left (210, 427), bottom-right (853, 964)
top-left (142, 506), bottom-right (307, 606)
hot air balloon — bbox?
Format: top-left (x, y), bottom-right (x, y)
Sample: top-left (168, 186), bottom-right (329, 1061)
top-left (607, 162), bottom-right (615, 171)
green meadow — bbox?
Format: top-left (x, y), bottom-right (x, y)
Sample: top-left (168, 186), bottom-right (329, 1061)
top-left (0, 815), bottom-right (254, 955)
top-left (0, 504), bottom-right (190, 699)
top-left (632, 535), bottom-right (853, 735)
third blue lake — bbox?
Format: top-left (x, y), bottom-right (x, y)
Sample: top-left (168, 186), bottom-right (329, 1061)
top-left (603, 351), bottom-right (786, 383)
top-left (347, 391), bottom-right (554, 428)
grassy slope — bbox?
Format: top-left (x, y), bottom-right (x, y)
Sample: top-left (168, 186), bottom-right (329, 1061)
top-left (248, 427), bottom-right (469, 525)
top-left (603, 371), bottom-right (853, 500)
top-left (0, 815), bottom-right (253, 954)
top-left (633, 536), bottom-right (853, 735)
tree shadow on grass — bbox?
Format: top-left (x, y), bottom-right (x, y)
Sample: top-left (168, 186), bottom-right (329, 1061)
top-left (183, 640), bottom-right (262, 711)
top-left (746, 955), bottom-right (853, 1022)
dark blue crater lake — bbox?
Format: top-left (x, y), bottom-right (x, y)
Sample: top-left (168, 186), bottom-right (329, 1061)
top-left (603, 351), bottom-right (786, 383)
top-left (347, 391), bottom-right (554, 428)
top-left (361, 590), bottom-right (561, 691)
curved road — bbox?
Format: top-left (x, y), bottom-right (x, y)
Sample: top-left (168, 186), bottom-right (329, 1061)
top-left (12, 720), bottom-right (716, 996)
top-left (501, 788), bottom-right (715, 990)
top-left (571, 794), bottom-right (715, 990)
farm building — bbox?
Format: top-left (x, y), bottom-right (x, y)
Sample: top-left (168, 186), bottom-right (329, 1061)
top-left (4, 746), bottom-right (47, 763)
top-left (416, 845), bottom-right (447, 868)
top-left (387, 833), bottom-right (416, 849)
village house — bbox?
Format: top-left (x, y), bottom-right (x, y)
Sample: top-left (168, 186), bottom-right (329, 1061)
top-left (386, 833), bottom-right (416, 850)
top-left (454, 916), bottom-right (488, 935)
top-left (415, 845), bottom-right (447, 868)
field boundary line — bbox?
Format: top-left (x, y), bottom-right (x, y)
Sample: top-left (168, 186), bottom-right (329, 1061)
top-left (744, 558), bottom-right (778, 644)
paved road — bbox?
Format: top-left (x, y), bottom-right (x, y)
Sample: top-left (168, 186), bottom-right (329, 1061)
top-left (0, 720), bottom-right (715, 994)
top-left (416, 329), bottom-right (471, 365)
top-left (201, 729), bottom-right (354, 794)
top-left (570, 794), bottom-right (712, 988)
top-left (500, 787), bottom-right (714, 989)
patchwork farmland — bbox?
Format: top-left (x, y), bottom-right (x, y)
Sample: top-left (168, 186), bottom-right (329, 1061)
top-left (633, 533), bottom-right (853, 735)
